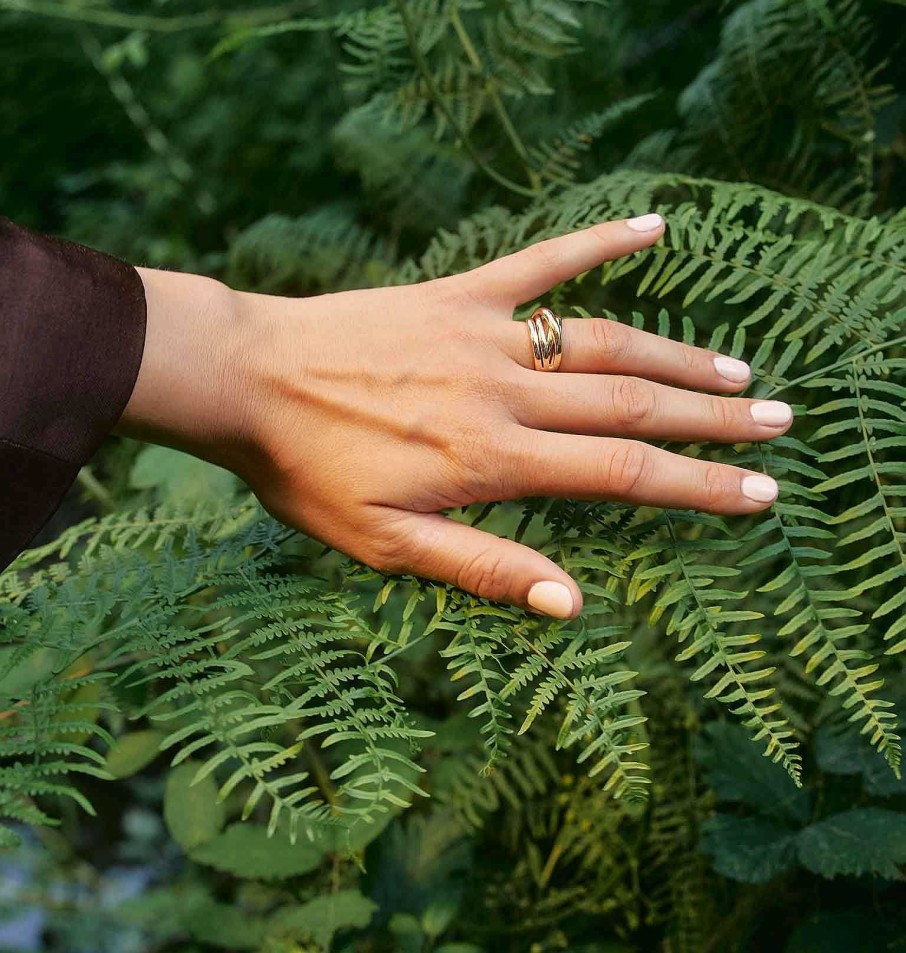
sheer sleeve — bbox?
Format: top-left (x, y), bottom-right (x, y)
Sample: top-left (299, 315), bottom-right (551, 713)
top-left (0, 218), bottom-right (146, 569)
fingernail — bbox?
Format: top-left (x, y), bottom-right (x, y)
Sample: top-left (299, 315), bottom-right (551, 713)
top-left (751, 401), bottom-right (793, 426)
top-left (626, 213), bottom-right (664, 232)
top-left (713, 356), bottom-right (751, 383)
top-left (527, 581), bottom-right (574, 619)
top-left (742, 474), bottom-right (779, 503)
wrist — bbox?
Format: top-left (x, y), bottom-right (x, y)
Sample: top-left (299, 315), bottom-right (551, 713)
top-left (117, 268), bottom-right (265, 473)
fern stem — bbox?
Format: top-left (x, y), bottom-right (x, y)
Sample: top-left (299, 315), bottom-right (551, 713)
top-left (392, 0), bottom-right (538, 198)
top-left (304, 741), bottom-right (340, 809)
top-left (538, 841), bottom-right (563, 888)
top-left (448, 4), bottom-right (540, 192)
top-left (851, 365), bottom-right (906, 611)
top-left (764, 333), bottom-right (906, 397)
top-left (76, 468), bottom-right (115, 513)
top-left (1, 0), bottom-right (317, 33)
top-left (80, 33), bottom-right (216, 216)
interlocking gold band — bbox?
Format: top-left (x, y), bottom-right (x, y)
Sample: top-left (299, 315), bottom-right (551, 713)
top-left (526, 307), bottom-right (563, 372)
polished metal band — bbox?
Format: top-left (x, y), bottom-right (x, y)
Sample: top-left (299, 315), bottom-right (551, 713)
top-left (526, 307), bottom-right (563, 372)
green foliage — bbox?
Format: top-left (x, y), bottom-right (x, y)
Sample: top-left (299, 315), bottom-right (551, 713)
top-left (189, 823), bottom-right (326, 879)
top-left (1, 0), bottom-right (904, 950)
top-left (272, 890), bottom-right (378, 948)
top-left (130, 446), bottom-right (239, 504)
top-left (103, 728), bottom-right (166, 777)
top-left (164, 761), bottom-right (227, 850)
top-left (670, 0), bottom-right (894, 212)
top-left (796, 807), bottom-right (906, 878)
top-left (699, 722), bottom-right (906, 883)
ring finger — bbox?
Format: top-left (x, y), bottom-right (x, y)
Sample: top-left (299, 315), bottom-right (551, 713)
top-left (501, 315), bottom-right (752, 392)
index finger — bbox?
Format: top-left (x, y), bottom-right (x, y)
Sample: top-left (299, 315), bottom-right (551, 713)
top-left (460, 214), bottom-right (665, 307)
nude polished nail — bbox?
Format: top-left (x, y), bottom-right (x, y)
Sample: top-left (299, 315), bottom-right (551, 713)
top-left (714, 356), bottom-right (750, 383)
top-left (626, 213), bottom-right (664, 232)
top-left (742, 474), bottom-right (779, 503)
top-left (527, 581), bottom-right (574, 619)
top-left (751, 401), bottom-right (793, 426)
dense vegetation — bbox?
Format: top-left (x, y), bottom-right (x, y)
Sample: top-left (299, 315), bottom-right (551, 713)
top-left (1, 1), bottom-right (904, 950)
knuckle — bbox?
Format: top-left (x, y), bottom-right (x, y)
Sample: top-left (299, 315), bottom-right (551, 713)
top-left (466, 366), bottom-right (512, 405)
top-left (440, 318), bottom-right (482, 350)
top-left (493, 429), bottom-right (532, 496)
top-left (701, 463), bottom-right (732, 510)
top-left (456, 548), bottom-right (509, 598)
top-left (360, 525), bottom-right (410, 577)
top-left (456, 423), bottom-right (527, 501)
top-left (603, 441), bottom-right (649, 495)
top-left (430, 275), bottom-right (487, 312)
top-left (529, 238), bottom-right (564, 272)
top-left (496, 426), bottom-right (529, 470)
top-left (457, 424), bottom-right (488, 470)
top-left (709, 395), bottom-right (737, 430)
top-left (443, 424), bottom-right (498, 500)
top-left (680, 345), bottom-right (699, 373)
top-left (440, 330), bottom-right (506, 383)
top-left (588, 222), bottom-right (616, 248)
top-left (589, 318), bottom-right (630, 361)
top-left (493, 362), bottom-right (532, 411)
top-left (613, 376), bottom-right (656, 425)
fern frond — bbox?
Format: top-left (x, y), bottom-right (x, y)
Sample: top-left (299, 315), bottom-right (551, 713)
top-left (0, 672), bottom-right (116, 844)
top-left (674, 0), bottom-right (894, 211)
top-left (317, 0), bottom-right (603, 193)
top-left (527, 93), bottom-right (656, 186)
top-left (432, 727), bottom-right (560, 828)
top-left (331, 101), bottom-right (474, 231)
top-left (228, 205), bottom-right (394, 294)
top-left (439, 615), bottom-right (515, 765)
top-left (629, 511), bottom-right (802, 784)
top-left (811, 358), bottom-right (906, 656)
top-left (438, 604), bottom-right (648, 798)
top-left (0, 495), bottom-right (270, 602)
top-left (130, 575), bottom-right (429, 837)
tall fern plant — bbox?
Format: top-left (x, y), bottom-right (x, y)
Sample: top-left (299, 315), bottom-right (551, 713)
top-left (1, 0), bottom-right (903, 848)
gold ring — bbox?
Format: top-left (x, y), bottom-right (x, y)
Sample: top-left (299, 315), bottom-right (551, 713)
top-left (526, 307), bottom-right (563, 372)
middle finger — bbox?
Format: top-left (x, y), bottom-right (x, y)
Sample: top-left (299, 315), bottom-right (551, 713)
top-left (510, 371), bottom-right (793, 442)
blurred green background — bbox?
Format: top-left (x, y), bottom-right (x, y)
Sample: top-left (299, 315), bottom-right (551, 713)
top-left (1, 1), bottom-right (904, 952)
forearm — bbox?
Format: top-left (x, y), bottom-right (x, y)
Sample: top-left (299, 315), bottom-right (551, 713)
top-left (117, 268), bottom-right (264, 476)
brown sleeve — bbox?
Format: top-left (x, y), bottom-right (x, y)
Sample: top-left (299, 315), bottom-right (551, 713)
top-left (0, 217), bottom-right (147, 570)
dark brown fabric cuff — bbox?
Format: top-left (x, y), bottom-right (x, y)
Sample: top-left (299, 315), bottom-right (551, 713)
top-left (0, 218), bottom-right (147, 570)
top-left (0, 440), bottom-right (80, 570)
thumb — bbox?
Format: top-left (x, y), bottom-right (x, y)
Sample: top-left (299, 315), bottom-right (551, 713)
top-left (389, 511), bottom-right (582, 620)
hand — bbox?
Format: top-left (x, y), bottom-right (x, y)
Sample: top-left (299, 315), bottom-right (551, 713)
top-left (121, 214), bottom-right (793, 620)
